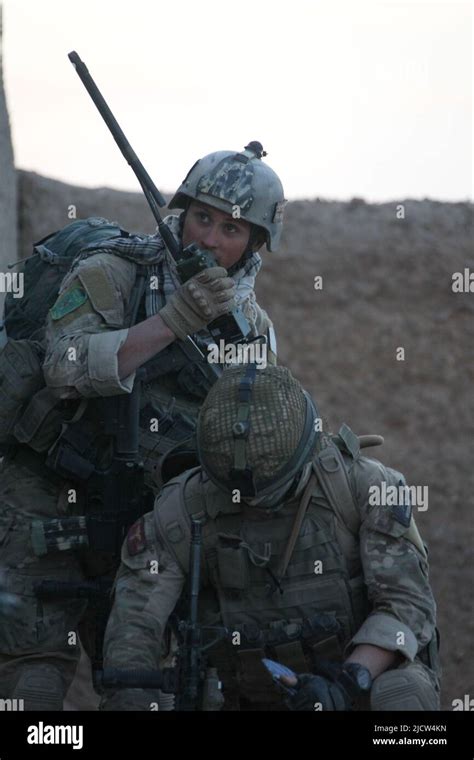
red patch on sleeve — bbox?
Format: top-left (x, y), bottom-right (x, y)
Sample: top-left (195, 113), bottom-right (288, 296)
top-left (126, 518), bottom-right (147, 556)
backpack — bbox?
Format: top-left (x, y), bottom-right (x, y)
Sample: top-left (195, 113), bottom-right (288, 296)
top-left (0, 217), bottom-right (127, 450)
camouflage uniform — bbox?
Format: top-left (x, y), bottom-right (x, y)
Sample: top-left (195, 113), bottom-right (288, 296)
top-left (101, 368), bottom-right (440, 712)
top-left (101, 459), bottom-right (440, 711)
top-left (0, 215), bottom-right (274, 709)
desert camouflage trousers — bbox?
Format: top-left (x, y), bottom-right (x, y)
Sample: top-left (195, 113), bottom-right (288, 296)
top-left (0, 456), bottom-right (99, 710)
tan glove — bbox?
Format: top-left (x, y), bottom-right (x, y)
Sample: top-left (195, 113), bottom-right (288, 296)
top-left (159, 267), bottom-right (236, 340)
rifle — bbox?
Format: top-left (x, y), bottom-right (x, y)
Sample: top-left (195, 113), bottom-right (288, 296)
top-left (67, 50), bottom-right (252, 357)
top-left (100, 518), bottom-right (225, 710)
top-left (176, 518), bottom-right (206, 710)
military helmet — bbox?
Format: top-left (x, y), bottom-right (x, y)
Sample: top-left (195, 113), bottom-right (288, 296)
top-left (168, 142), bottom-right (287, 252)
top-left (197, 364), bottom-right (319, 499)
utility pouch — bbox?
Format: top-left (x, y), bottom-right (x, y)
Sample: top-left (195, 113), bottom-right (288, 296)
top-left (31, 516), bottom-right (89, 557)
top-left (216, 542), bottom-right (249, 591)
top-left (14, 386), bottom-right (72, 453)
top-left (45, 417), bottom-right (100, 481)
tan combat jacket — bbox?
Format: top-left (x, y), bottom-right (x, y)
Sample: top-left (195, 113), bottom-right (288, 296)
top-left (101, 444), bottom-right (439, 710)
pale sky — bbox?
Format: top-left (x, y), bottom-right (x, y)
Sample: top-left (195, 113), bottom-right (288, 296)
top-left (1, 0), bottom-right (472, 202)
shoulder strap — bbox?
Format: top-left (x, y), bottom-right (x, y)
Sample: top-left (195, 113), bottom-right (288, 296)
top-left (128, 263), bottom-right (148, 328)
top-left (154, 467), bottom-right (205, 574)
top-left (312, 431), bottom-right (361, 536)
top-left (275, 471), bottom-right (318, 582)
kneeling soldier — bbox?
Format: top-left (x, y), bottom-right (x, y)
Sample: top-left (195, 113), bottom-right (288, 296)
top-left (101, 365), bottom-right (440, 711)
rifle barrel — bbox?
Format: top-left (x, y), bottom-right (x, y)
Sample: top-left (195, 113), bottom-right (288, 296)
top-left (68, 51), bottom-right (180, 258)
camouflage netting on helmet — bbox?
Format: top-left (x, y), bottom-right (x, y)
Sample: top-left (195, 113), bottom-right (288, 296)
top-left (197, 365), bottom-right (307, 487)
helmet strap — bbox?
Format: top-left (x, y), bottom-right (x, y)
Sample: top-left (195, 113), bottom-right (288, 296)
top-left (177, 206), bottom-right (189, 251)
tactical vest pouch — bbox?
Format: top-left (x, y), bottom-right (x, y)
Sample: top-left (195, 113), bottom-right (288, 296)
top-left (13, 386), bottom-right (73, 453)
top-left (272, 641), bottom-right (308, 673)
top-left (216, 543), bottom-right (249, 591)
top-left (0, 339), bottom-right (45, 448)
top-left (31, 516), bottom-right (89, 557)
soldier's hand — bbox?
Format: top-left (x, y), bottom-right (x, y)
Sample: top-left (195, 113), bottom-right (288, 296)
top-left (283, 662), bottom-right (372, 711)
top-left (159, 267), bottom-right (235, 341)
top-left (285, 673), bottom-right (351, 711)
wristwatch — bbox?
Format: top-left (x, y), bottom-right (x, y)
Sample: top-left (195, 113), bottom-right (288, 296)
top-left (338, 662), bottom-right (373, 698)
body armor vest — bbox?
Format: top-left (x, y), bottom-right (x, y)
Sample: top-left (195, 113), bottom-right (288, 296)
top-left (155, 433), bottom-right (373, 710)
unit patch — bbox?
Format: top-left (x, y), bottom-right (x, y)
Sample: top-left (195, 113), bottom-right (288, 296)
top-left (50, 287), bottom-right (88, 320)
top-left (126, 517), bottom-right (147, 556)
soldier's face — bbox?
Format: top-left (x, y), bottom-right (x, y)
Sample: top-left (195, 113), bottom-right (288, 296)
top-left (182, 200), bottom-right (252, 270)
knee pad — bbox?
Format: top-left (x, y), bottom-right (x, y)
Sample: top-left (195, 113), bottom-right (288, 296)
top-left (371, 663), bottom-right (440, 711)
top-left (12, 664), bottom-right (65, 711)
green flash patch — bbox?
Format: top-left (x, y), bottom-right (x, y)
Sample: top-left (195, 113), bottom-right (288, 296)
top-left (50, 287), bottom-right (88, 321)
